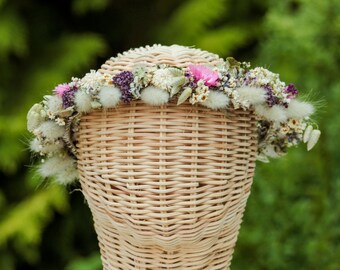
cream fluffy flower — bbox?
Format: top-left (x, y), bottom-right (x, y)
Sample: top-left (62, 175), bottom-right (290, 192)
top-left (141, 86), bottom-right (169, 105)
top-left (38, 155), bottom-right (78, 184)
top-left (30, 138), bottom-right (63, 154)
top-left (235, 86), bottom-right (267, 105)
top-left (36, 121), bottom-right (65, 140)
top-left (98, 86), bottom-right (121, 108)
top-left (201, 91), bottom-right (229, 110)
top-left (74, 90), bottom-right (92, 113)
top-left (286, 99), bottom-right (315, 118)
top-left (254, 104), bottom-right (287, 122)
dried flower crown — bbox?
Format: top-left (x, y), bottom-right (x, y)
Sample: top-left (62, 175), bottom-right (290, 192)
top-left (27, 57), bottom-right (320, 185)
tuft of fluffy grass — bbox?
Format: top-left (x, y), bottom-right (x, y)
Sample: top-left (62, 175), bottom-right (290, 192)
top-left (29, 138), bottom-right (42, 153)
top-left (255, 104), bottom-right (287, 122)
top-left (74, 90), bottom-right (92, 113)
top-left (54, 165), bottom-right (79, 185)
top-left (30, 138), bottom-right (63, 154)
top-left (236, 86), bottom-right (267, 105)
top-left (286, 99), bottom-right (315, 118)
top-left (38, 155), bottom-right (73, 177)
top-left (98, 86), bottom-right (121, 108)
top-left (46, 95), bottom-right (63, 113)
top-left (141, 86), bottom-right (169, 106)
top-left (37, 121), bottom-right (65, 140)
top-left (38, 155), bottom-right (78, 185)
top-left (202, 91), bottom-right (229, 110)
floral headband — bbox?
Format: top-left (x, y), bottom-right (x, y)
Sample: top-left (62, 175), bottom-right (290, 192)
top-left (27, 57), bottom-right (320, 185)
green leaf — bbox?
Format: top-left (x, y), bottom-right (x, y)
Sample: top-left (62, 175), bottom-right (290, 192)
top-left (177, 87), bottom-right (192, 105)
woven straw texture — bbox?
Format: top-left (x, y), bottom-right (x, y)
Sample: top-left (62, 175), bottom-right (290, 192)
top-left (77, 45), bottom-right (257, 270)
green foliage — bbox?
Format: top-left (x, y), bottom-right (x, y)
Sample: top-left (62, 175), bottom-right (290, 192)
top-left (0, 10), bottom-right (27, 58)
top-left (0, 186), bottom-right (68, 263)
top-left (0, 0), bottom-right (339, 269)
top-left (159, 0), bottom-right (227, 43)
top-left (72, 0), bottom-right (110, 15)
top-left (157, 0), bottom-right (256, 57)
top-left (66, 253), bottom-right (102, 270)
top-left (0, 1), bottom-right (107, 269)
top-left (232, 0), bottom-right (340, 269)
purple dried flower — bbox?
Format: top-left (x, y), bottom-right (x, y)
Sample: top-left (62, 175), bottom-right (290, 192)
top-left (62, 89), bottom-right (75, 108)
top-left (264, 85), bottom-right (279, 107)
top-left (61, 84), bottom-right (77, 108)
top-left (112, 71), bottom-right (134, 103)
top-left (284, 83), bottom-right (299, 99)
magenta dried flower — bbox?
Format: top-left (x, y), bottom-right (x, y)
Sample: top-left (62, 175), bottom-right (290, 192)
top-left (188, 65), bottom-right (219, 87)
top-left (54, 84), bottom-right (71, 97)
top-left (112, 71), bottom-right (134, 103)
top-left (284, 83), bottom-right (299, 99)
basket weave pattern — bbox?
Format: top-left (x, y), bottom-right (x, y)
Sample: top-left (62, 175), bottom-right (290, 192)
top-left (76, 45), bottom-right (257, 269)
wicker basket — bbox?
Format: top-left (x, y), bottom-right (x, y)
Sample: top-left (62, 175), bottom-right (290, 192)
top-left (76, 45), bottom-right (257, 269)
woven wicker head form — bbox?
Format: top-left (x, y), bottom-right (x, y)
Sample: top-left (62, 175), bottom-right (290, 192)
top-left (76, 45), bottom-right (257, 270)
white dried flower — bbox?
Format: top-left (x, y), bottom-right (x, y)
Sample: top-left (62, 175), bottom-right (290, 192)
top-left (55, 118), bottom-right (66, 126)
top-left (190, 80), bottom-right (210, 105)
top-left (74, 90), bottom-right (92, 113)
top-left (79, 70), bottom-right (105, 94)
top-left (151, 68), bottom-right (185, 93)
top-left (287, 119), bottom-right (301, 129)
top-left (279, 123), bottom-right (290, 135)
top-left (152, 69), bottom-right (174, 90)
top-left (27, 103), bottom-right (46, 132)
top-left (98, 86), bottom-right (121, 108)
top-left (141, 86), bottom-right (169, 106)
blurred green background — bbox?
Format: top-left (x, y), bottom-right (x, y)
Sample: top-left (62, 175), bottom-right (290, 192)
top-left (0, 0), bottom-right (339, 269)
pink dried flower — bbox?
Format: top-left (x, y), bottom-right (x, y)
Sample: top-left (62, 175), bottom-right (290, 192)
top-left (188, 65), bottom-right (219, 87)
top-left (54, 84), bottom-right (71, 97)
